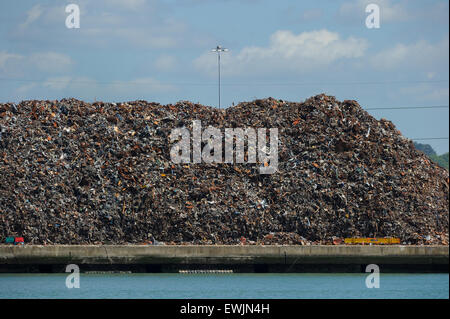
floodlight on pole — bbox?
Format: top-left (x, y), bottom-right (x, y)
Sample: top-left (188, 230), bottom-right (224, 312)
top-left (211, 45), bottom-right (228, 108)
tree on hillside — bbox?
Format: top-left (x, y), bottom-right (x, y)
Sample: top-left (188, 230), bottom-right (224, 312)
top-left (413, 142), bottom-right (437, 156)
top-left (413, 142), bottom-right (448, 170)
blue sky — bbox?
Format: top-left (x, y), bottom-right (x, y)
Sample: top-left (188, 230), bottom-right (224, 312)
top-left (0, 0), bottom-right (448, 153)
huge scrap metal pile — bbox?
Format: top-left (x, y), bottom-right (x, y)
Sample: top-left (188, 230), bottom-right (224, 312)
top-left (0, 94), bottom-right (448, 245)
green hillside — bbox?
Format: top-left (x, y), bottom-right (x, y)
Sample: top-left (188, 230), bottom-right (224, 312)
top-left (430, 153), bottom-right (449, 170)
top-left (414, 142), bottom-right (448, 170)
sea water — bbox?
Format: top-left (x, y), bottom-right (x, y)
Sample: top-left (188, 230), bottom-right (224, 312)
top-left (0, 273), bottom-right (448, 299)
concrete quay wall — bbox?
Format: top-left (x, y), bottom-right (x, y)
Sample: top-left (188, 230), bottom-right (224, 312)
top-left (0, 245), bottom-right (448, 273)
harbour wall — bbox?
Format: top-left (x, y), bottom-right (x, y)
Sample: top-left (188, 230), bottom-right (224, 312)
top-left (0, 245), bottom-right (448, 273)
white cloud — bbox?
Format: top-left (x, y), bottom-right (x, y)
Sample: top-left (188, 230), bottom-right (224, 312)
top-left (106, 0), bottom-right (148, 11)
top-left (281, 6), bottom-right (324, 24)
top-left (12, 2), bottom-right (188, 50)
top-left (299, 8), bottom-right (323, 22)
top-left (194, 29), bottom-right (368, 76)
top-left (40, 76), bottom-right (176, 94)
top-left (337, 0), bottom-right (448, 26)
top-left (114, 28), bottom-right (178, 48)
top-left (29, 52), bottom-right (74, 73)
top-left (338, 0), bottom-right (410, 23)
top-left (16, 83), bottom-right (37, 94)
top-left (427, 72), bottom-right (436, 80)
top-left (371, 37), bottom-right (449, 70)
top-left (41, 76), bottom-right (175, 93)
top-left (399, 84), bottom-right (449, 102)
top-left (11, 75), bottom-right (176, 102)
top-left (425, 87), bottom-right (449, 101)
top-left (18, 4), bottom-right (43, 31)
top-left (0, 51), bottom-right (72, 77)
top-left (43, 76), bottom-right (73, 90)
top-left (0, 51), bottom-right (74, 79)
top-left (108, 77), bottom-right (176, 93)
top-left (154, 55), bottom-right (177, 71)
top-left (0, 51), bottom-right (23, 69)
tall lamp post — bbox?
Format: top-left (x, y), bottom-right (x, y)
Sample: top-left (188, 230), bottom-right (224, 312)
top-left (211, 45), bottom-right (228, 108)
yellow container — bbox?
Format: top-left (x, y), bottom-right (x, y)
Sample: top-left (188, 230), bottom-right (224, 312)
top-left (344, 237), bottom-right (400, 244)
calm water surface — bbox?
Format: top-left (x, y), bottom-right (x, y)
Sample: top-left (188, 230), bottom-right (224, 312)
top-left (0, 273), bottom-right (448, 299)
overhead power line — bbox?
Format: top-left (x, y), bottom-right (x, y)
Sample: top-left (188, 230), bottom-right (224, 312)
top-left (411, 137), bottom-right (449, 141)
top-left (221, 80), bottom-right (450, 86)
top-left (365, 105), bottom-right (449, 110)
top-left (0, 78), bottom-right (448, 87)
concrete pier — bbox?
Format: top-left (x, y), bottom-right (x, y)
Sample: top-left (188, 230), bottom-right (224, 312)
top-left (0, 245), bottom-right (448, 273)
